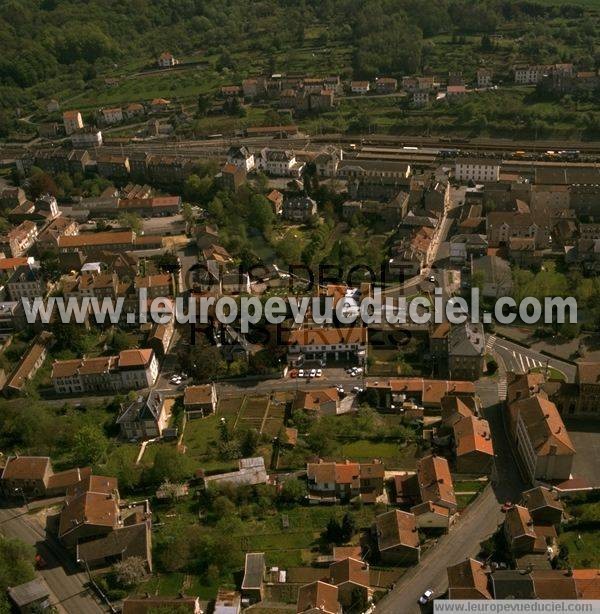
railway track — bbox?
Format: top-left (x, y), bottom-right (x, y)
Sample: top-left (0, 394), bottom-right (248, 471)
top-left (5, 131), bottom-right (600, 166)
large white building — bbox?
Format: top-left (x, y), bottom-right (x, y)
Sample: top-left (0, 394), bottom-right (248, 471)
top-left (261, 149), bottom-right (304, 177)
top-left (514, 63), bottom-right (573, 85)
top-left (286, 326), bottom-right (368, 364)
top-left (227, 146), bottom-right (255, 172)
top-left (454, 158), bottom-right (501, 183)
top-left (508, 393), bottom-right (575, 483)
top-left (51, 349), bottom-right (159, 394)
top-left (71, 127), bottom-right (103, 149)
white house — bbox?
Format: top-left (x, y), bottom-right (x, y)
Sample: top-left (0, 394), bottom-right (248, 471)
top-left (227, 146), bottom-right (255, 172)
top-left (263, 149), bottom-right (304, 177)
top-left (51, 349), bottom-right (159, 394)
top-left (158, 52), bottom-right (178, 68)
top-left (315, 148), bottom-right (343, 178)
top-left (101, 107), bottom-right (123, 125)
top-left (454, 158), bottom-right (501, 183)
top-left (71, 127), bottom-right (103, 148)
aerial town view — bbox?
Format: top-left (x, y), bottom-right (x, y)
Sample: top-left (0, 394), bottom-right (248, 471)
top-left (1, 0), bottom-right (600, 613)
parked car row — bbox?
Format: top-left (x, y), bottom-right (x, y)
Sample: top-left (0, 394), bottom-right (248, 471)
top-left (346, 366), bottom-right (364, 377)
top-left (169, 372), bottom-right (187, 385)
top-left (290, 368), bottom-right (323, 379)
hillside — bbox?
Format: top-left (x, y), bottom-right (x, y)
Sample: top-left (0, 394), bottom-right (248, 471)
top-left (0, 0), bottom-right (599, 138)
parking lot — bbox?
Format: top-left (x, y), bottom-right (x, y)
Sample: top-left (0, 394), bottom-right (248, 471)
top-left (142, 213), bottom-right (186, 235)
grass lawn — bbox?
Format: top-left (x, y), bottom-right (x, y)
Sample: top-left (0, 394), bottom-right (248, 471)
top-left (559, 530), bottom-right (600, 568)
top-left (530, 366), bottom-right (566, 382)
top-left (182, 414), bottom-right (239, 473)
top-left (148, 499), bottom-right (383, 596)
top-left (239, 503), bottom-right (381, 567)
top-left (369, 348), bottom-right (402, 377)
top-left (454, 479), bottom-right (487, 493)
top-left (457, 493), bottom-right (478, 510)
top-left (338, 441), bottom-right (419, 469)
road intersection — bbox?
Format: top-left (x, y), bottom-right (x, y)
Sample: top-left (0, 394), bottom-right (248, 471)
top-left (486, 334), bottom-right (576, 382)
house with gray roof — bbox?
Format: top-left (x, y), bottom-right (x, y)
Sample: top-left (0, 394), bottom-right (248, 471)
top-left (448, 323), bottom-right (486, 381)
top-left (242, 552), bottom-right (265, 603)
top-left (8, 577), bottom-right (51, 612)
top-left (117, 390), bottom-right (168, 440)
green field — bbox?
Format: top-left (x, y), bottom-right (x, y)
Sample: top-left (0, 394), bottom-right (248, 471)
top-left (339, 440), bottom-right (419, 469)
top-left (559, 530), bottom-right (600, 568)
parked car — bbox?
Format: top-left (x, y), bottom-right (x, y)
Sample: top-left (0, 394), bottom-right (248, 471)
top-left (309, 368), bottom-right (317, 378)
top-left (298, 369), bottom-right (305, 378)
top-left (418, 589), bottom-right (434, 605)
top-left (501, 501), bottom-right (513, 513)
top-left (316, 369), bottom-right (323, 377)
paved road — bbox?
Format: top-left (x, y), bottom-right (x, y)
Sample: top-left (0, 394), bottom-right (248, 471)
top-left (375, 380), bottom-right (528, 614)
top-left (0, 507), bottom-right (106, 613)
top-left (487, 335), bottom-right (576, 382)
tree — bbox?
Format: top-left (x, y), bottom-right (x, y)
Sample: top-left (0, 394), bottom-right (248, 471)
top-left (184, 174), bottom-right (213, 203)
top-left (0, 109), bottom-right (11, 139)
top-left (481, 34), bottom-right (494, 52)
top-left (108, 328), bottom-right (133, 352)
top-left (253, 172), bottom-right (269, 192)
top-left (178, 341), bottom-right (227, 382)
top-left (340, 512), bottom-right (356, 542)
top-left (248, 194), bottom-right (274, 233)
top-left (239, 428), bottom-right (259, 457)
top-left (307, 419), bottom-right (336, 457)
top-left (53, 322), bottom-right (97, 355)
top-left (279, 478), bottom-right (307, 505)
top-left (72, 424), bottom-right (108, 466)
top-left (114, 556), bottom-right (147, 587)
top-left (182, 203), bottom-right (194, 227)
top-left (149, 446), bottom-right (189, 485)
top-left (0, 535), bottom-right (35, 612)
top-left (349, 586), bottom-right (369, 613)
top-left (28, 168), bottom-right (57, 199)
top-left (118, 212), bottom-right (142, 233)
top-left (324, 516), bottom-right (343, 544)
top-left (38, 249), bottom-right (61, 281)
top-left (197, 93), bottom-right (210, 117)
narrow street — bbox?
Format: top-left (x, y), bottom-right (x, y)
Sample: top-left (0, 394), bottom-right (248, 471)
top-left (375, 380), bottom-right (527, 614)
top-left (0, 506), bottom-right (106, 613)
